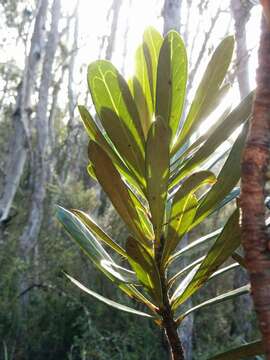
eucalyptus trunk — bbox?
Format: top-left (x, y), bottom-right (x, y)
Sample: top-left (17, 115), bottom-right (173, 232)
top-left (19, 0), bottom-right (61, 314)
top-left (231, 0), bottom-right (253, 340)
top-left (0, 0), bottom-right (48, 224)
top-left (241, 11), bottom-right (270, 358)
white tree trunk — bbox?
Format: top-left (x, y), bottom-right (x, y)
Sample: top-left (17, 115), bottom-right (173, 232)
top-left (0, 0), bottom-right (48, 224)
top-left (19, 0), bottom-right (61, 312)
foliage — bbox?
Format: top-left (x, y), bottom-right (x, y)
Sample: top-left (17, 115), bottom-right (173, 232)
top-left (57, 27), bottom-right (256, 358)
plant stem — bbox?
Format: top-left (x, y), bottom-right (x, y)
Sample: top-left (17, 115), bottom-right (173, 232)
top-left (160, 301), bottom-right (185, 360)
top-left (156, 237), bottom-right (184, 359)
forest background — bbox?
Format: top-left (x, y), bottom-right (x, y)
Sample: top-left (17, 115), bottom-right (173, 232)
top-left (0, 0), bottom-right (263, 359)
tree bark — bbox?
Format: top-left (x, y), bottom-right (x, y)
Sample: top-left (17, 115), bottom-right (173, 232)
top-left (241, 13), bottom-right (270, 358)
top-left (19, 0), bottom-right (61, 312)
top-left (0, 0), bottom-right (48, 224)
top-left (231, 0), bottom-right (253, 341)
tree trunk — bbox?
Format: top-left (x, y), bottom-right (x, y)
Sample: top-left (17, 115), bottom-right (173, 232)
top-left (241, 12), bottom-right (270, 358)
top-left (162, 0), bottom-right (181, 35)
top-left (19, 0), bottom-right (61, 313)
top-left (231, 0), bottom-right (253, 341)
top-left (0, 0), bottom-right (48, 224)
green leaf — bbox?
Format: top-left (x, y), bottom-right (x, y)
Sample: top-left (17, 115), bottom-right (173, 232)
top-left (126, 237), bottom-right (163, 306)
top-left (191, 124), bottom-right (248, 228)
top-left (208, 340), bottom-right (264, 360)
top-left (87, 60), bottom-right (145, 184)
top-left (79, 106), bottom-right (145, 197)
top-left (169, 170), bottom-right (216, 200)
top-left (176, 284), bottom-right (250, 323)
top-left (171, 208), bottom-right (241, 310)
top-left (66, 273), bottom-right (153, 318)
top-left (172, 36), bottom-right (234, 155)
top-left (168, 256), bottom-right (205, 289)
top-left (88, 141), bottom-right (152, 245)
top-left (168, 228), bottom-right (222, 266)
top-left (57, 206), bottom-right (156, 310)
top-left (143, 27), bottom-right (163, 110)
top-left (170, 92), bottom-right (253, 189)
top-left (71, 209), bottom-right (127, 258)
top-left (170, 105), bottom-right (231, 178)
top-left (146, 118), bottom-right (170, 242)
top-left (156, 31), bottom-right (187, 145)
top-left (131, 44), bottom-right (153, 137)
top-left (57, 206), bottom-right (136, 284)
top-left (162, 171), bottom-right (215, 265)
top-left (162, 195), bottom-right (197, 266)
top-left (57, 206), bottom-right (112, 265)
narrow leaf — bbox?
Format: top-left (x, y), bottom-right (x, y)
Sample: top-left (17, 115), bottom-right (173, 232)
top-left (177, 284), bottom-right (250, 323)
top-left (208, 340), bottom-right (264, 360)
top-left (172, 36), bottom-right (234, 154)
top-left (162, 195), bottom-right (197, 266)
top-left (79, 106), bottom-right (145, 197)
top-left (156, 31), bottom-right (187, 145)
top-left (171, 209), bottom-right (241, 310)
top-left (191, 124), bottom-right (248, 228)
top-left (89, 141), bottom-right (153, 245)
top-left (66, 273), bottom-right (153, 318)
top-left (168, 228), bottom-right (222, 266)
top-left (146, 118), bottom-right (170, 242)
top-left (126, 237), bottom-right (163, 305)
top-left (88, 60), bottom-right (145, 183)
top-left (170, 92), bottom-right (252, 189)
top-left (143, 27), bottom-right (163, 109)
top-left (71, 209), bottom-right (127, 258)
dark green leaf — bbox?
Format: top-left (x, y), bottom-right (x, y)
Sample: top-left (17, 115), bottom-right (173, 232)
top-left (191, 124), bottom-right (248, 228)
top-left (66, 273), bottom-right (153, 318)
top-left (177, 284), bottom-right (250, 323)
top-left (156, 31), bottom-right (187, 145)
top-left (143, 27), bottom-right (163, 110)
top-left (168, 228), bottom-right (221, 266)
top-left (126, 237), bottom-right (163, 306)
top-left (88, 141), bottom-right (153, 245)
top-left (171, 209), bottom-right (241, 310)
top-left (162, 195), bottom-right (197, 266)
top-left (88, 60), bottom-right (145, 183)
top-left (170, 92), bottom-right (252, 189)
top-left (208, 340), bottom-right (264, 360)
top-left (79, 106), bottom-right (145, 197)
top-left (71, 209), bottom-right (127, 258)
top-left (146, 118), bottom-right (170, 242)
top-left (162, 171), bottom-right (215, 265)
top-left (172, 36), bottom-right (234, 155)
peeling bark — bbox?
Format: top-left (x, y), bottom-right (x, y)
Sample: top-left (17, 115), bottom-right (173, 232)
top-left (241, 14), bottom-right (270, 358)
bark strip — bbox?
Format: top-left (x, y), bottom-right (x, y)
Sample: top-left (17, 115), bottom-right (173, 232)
top-left (241, 14), bottom-right (270, 358)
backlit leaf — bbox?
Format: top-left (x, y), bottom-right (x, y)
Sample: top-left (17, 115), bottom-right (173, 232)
top-left (66, 273), bottom-right (153, 318)
top-left (156, 31), bottom-right (187, 145)
top-left (146, 118), bottom-right (170, 242)
top-left (171, 209), bottom-right (241, 310)
top-left (172, 36), bottom-right (234, 155)
top-left (88, 61), bottom-right (145, 184)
